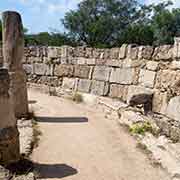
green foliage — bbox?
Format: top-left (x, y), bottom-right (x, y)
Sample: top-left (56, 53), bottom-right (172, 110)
top-left (130, 122), bottom-right (153, 135)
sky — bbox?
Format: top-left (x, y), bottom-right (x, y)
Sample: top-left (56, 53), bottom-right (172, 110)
top-left (0, 0), bottom-right (180, 34)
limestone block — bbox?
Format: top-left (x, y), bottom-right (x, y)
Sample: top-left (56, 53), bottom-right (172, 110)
top-left (91, 80), bottom-right (109, 96)
top-left (23, 64), bottom-right (33, 74)
top-left (85, 47), bottom-right (93, 58)
top-left (86, 58), bottom-right (96, 65)
top-left (153, 45), bottom-right (173, 60)
top-left (138, 46), bottom-right (154, 60)
top-left (138, 69), bottom-right (156, 88)
top-left (109, 84), bottom-right (128, 102)
top-left (77, 79), bottom-right (91, 93)
top-left (54, 64), bottom-right (74, 77)
top-left (62, 77), bottom-right (76, 90)
top-left (170, 61), bottom-right (180, 70)
top-left (105, 59), bottom-right (122, 67)
top-left (103, 49), bottom-right (110, 59)
top-left (93, 66), bottom-right (111, 82)
top-left (122, 59), bottom-right (145, 68)
top-left (155, 70), bottom-right (179, 91)
top-left (75, 46), bottom-right (86, 57)
top-left (127, 45), bottom-right (139, 59)
top-left (110, 68), bottom-right (135, 85)
top-left (95, 58), bottom-right (107, 65)
top-left (146, 61), bottom-right (159, 71)
top-left (77, 57), bottom-right (87, 65)
top-left (110, 48), bottom-right (120, 59)
top-left (166, 96), bottom-right (180, 122)
top-left (119, 44), bottom-right (127, 59)
top-left (74, 65), bottom-right (90, 78)
top-left (173, 37), bottom-right (180, 59)
top-left (152, 91), bottom-right (168, 115)
top-left (34, 63), bottom-right (46, 75)
top-left (48, 47), bottom-right (61, 59)
top-left (127, 85), bottom-right (153, 104)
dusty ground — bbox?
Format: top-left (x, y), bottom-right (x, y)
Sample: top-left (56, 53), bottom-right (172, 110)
top-left (29, 89), bottom-right (170, 180)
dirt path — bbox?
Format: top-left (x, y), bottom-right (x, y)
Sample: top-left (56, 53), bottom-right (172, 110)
top-left (29, 89), bottom-right (170, 180)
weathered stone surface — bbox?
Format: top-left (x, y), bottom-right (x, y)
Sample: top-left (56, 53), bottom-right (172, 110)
top-left (166, 96), bottom-right (180, 122)
top-left (127, 85), bottom-right (153, 104)
top-left (173, 37), bottom-right (180, 59)
top-left (153, 45), bottom-right (173, 60)
top-left (10, 70), bottom-right (29, 118)
top-left (74, 65), bottom-right (90, 78)
top-left (138, 46), bottom-right (154, 60)
top-left (110, 68), bottom-right (135, 85)
top-left (146, 61), bottom-right (158, 71)
top-left (33, 63), bottom-right (53, 76)
top-left (109, 84), bottom-right (128, 102)
top-left (152, 91), bottom-right (168, 115)
top-left (91, 81), bottom-right (109, 96)
top-left (23, 64), bottom-right (33, 74)
top-left (77, 79), bottom-right (91, 93)
top-left (77, 57), bottom-right (87, 65)
top-left (170, 61), bottom-right (180, 70)
top-left (155, 70), bottom-right (180, 92)
top-left (86, 58), bottom-right (96, 65)
top-left (122, 59), bottom-right (145, 68)
top-left (106, 59), bottom-right (122, 67)
top-left (127, 45), bottom-right (139, 59)
top-left (119, 44), bottom-right (127, 59)
top-left (110, 48), bottom-right (120, 59)
top-left (138, 69), bottom-right (156, 88)
top-left (2, 11), bottom-right (28, 118)
top-left (54, 64), bottom-right (74, 77)
top-left (48, 47), bottom-right (61, 59)
top-left (93, 66), bottom-right (111, 82)
top-left (62, 77), bottom-right (76, 90)
top-left (2, 11), bottom-right (24, 71)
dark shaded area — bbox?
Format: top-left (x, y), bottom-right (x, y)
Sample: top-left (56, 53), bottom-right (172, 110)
top-left (28, 100), bottom-right (37, 104)
top-left (35, 163), bottom-right (78, 179)
top-left (6, 159), bottom-right (78, 179)
top-left (35, 116), bottom-right (88, 123)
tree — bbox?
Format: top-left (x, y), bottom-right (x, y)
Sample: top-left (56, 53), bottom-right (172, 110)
top-left (62, 0), bottom-right (139, 47)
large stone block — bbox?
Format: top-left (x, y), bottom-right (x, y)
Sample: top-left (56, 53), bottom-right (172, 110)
top-left (109, 84), bottom-right (128, 102)
top-left (54, 64), bottom-right (74, 77)
top-left (34, 63), bottom-right (53, 76)
top-left (127, 45), bottom-right (139, 59)
top-left (48, 47), bottom-right (61, 59)
top-left (110, 68), bottom-right (135, 85)
top-left (110, 48), bottom-right (120, 59)
top-left (119, 44), bottom-right (127, 59)
top-left (152, 91), bottom-right (168, 115)
top-left (138, 69), bottom-right (156, 88)
top-left (153, 45), bottom-right (173, 60)
top-left (91, 80), bottom-right (109, 96)
top-left (93, 66), bottom-right (111, 82)
top-left (138, 46), bottom-right (154, 60)
top-left (74, 65), bottom-right (91, 79)
top-left (146, 61), bottom-right (158, 71)
top-left (166, 96), bottom-right (180, 122)
top-left (127, 85), bottom-right (153, 104)
top-left (62, 77), bottom-right (77, 90)
top-left (77, 79), bottom-right (91, 93)
top-left (23, 64), bottom-right (33, 74)
top-left (173, 37), bottom-right (180, 59)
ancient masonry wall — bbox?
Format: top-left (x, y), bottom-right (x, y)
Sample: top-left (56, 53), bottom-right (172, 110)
top-left (1, 39), bottom-right (180, 139)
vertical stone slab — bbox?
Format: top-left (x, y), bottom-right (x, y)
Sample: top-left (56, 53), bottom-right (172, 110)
top-left (0, 68), bottom-right (20, 164)
top-left (2, 11), bottom-right (28, 118)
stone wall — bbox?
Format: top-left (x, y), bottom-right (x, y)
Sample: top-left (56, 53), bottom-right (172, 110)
top-left (1, 39), bottom-right (180, 137)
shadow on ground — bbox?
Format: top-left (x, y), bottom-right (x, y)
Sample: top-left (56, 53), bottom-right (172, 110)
top-left (6, 159), bottom-right (78, 179)
top-left (34, 163), bottom-right (78, 179)
top-left (28, 100), bottom-right (37, 104)
top-left (35, 116), bottom-right (88, 123)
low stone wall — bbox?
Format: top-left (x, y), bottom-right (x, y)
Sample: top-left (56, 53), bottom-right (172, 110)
top-left (1, 38), bottom-right (180, 140)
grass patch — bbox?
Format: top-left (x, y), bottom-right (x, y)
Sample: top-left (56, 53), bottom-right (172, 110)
top-left (72, 92), bottom-right (83, 103)
top-left (130, 121), bottom-right (153, 135)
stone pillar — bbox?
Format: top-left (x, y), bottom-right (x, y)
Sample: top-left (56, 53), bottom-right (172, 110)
top-left (2, 11), bottom-right (28, 118)
top-left (0, 68), bottom-right (20, 164)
